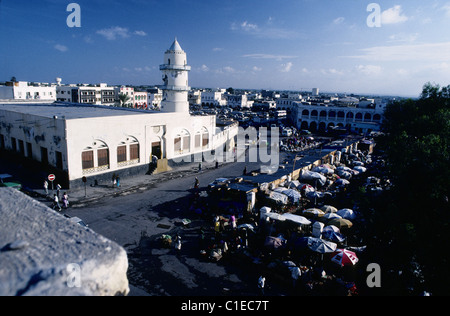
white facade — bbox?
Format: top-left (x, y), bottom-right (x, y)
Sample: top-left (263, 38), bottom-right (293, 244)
top-left (201, 90), bottom-right (227, 107)
top-left (276, 94), bottom-right (303, 111)
top-left (226, 94), bottom-right (254, 109)
top-left (148, 89), bottom-right (163, 109)
top-left (293, 102), bottom-right (384, 134)
top-left (133, 92), bottom-right (148, 109)
top-left (0, 82), bottom-right (56, 101)
top-left (57, 84), bottom-right (116, 106)
top-left (312, 88), bottom-right (320, 96)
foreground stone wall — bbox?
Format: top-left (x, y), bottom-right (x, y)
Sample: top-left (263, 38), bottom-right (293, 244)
top-left (0, 188), bottom-right (129, 296)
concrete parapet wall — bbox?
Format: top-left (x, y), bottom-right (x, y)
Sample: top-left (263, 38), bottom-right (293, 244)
top-left (0, 188), bottom-right (129, 296)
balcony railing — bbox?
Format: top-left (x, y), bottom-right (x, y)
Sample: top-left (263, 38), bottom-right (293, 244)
top-left (159, 65), bottom-right (191, 71)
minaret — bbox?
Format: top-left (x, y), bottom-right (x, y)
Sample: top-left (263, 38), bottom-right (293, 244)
top-left (159, 38), bottom-right (191, 114)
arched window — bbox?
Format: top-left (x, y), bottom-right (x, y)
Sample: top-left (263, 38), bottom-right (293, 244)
top-left (174, 129), bottom-right (190, 154)
top-left (117, 137), bottom-right (140, 166)
top-left (82, 140), bottom-right (110, 174)
top-left (302, 110), bottom-right (310, 117)
top-left (311, 110), bottom-right (318, 118)
top-left (364, 113), bottom-right (372, 122)
top-left (346, 112), bottom-right (354, 120)
top-left (355, 113), bottom-right (363, 121)
top-left (202, 127), bottom-right (209, 149)
top-left (373, 114), bottom-right (382, 121)
top-left (195, 127), bottom-right (209, 149)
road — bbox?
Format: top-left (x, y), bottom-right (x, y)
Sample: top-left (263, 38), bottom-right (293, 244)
top-left (65, 159), bottom-right (275, 296)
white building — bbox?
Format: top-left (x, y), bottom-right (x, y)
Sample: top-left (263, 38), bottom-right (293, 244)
top-left (57, 83), bottom-right (116, 106)
top-left (226, 93), bottom-right (254, 109)
top-left (188, 90), bottom-right (202, 106)
top-left (0, 81), bottom-right (56, 102)
top-left (147, 87), bottom-right (163, 109)
top-left (276, 93), bottom-right (303, 111)
top-left (0, 39), bottom-right (238, 188)
top-left (312, 88), bottom-right (320, 96)
top-left (201, 89), bottom-right (227, 107)
top-left (133, 91), bottom-right (148, 109)
top-left (293, 101), bottom-right (385, 134)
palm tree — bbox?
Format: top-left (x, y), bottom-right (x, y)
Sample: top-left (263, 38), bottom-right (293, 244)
top-left (118, 93), bottom-right (131, 107)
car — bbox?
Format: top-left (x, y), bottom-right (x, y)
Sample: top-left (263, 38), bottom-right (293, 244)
top-left (282, 128), bottom-right (293, 137)
top-left (300, 130), bottom-right (312, 136)
top-left (0, 174), bottom-right (22, 190)
top-left (208, 178), bottom-right (231, 191)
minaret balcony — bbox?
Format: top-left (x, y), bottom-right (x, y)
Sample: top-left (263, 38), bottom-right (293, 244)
top-left (160, 65), bottom-right (191, 71)
top-left (158, 85), bottom-right (191, 92)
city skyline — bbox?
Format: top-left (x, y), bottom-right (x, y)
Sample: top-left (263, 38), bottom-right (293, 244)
top-left (1, 0), bottom-right (450, 97)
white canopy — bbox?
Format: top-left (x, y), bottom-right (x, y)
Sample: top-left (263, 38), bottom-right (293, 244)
top-left (281, 213), bottom-right (311, 225)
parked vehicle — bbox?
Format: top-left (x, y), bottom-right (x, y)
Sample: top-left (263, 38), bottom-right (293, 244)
top-left (282, 128), bottom-right (293, 137)
top-left (208, 178), bottom-right (232, 191)
top-left (0, 174), bottom-right (22, 190)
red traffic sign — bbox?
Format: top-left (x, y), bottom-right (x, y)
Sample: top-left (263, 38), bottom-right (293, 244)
top-left (48, 174), bottom-right (56, 182)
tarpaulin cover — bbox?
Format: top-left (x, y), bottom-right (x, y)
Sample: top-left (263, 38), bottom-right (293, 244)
top-left (300, 170), bottom-right (326, 186)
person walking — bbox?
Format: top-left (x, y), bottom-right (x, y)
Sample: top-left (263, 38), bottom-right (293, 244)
top-left (53, 194), bottom-right (62, 212)
top-left (62, 192), bottom-right (69, 209)
top-left (194, 177), bottom-right (200, 189)
top-left (56, 184), bottom-right (62, 200)
top-left (258, 276), bottom-right (266, 296)
top-left (43, 180), bottom-right (49, 196)
top-left (230, 214), bottom-right (237, 230)
top-left (174, 234), bottom-right (182, 252)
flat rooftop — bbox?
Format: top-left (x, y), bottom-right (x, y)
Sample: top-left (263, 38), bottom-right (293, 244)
top-left (0, 102), bottom-right (157, 120)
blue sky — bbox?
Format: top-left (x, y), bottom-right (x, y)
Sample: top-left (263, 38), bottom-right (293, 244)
top-left (1, 0), bottom-right (450, 96)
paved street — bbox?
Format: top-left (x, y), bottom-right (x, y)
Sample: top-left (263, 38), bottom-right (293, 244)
top-left (62, 158), bottom-right (276, 296)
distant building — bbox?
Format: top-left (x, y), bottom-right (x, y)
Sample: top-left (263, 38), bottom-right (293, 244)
top-left (57, 83), bottom-right (115, 106)
top-left (0, 81), bottom-right (56, 102)
top-left (188, 89), bottom-right (202, 106)
top-left (276, 93), bottom-right (303, 111)
top-left (312, 88), bottom-right (319, 96)
top-left (226, 93), bottom-right (254, 109)
top-left (293, 99), bottom-right (385, 135)
top-left (201, 89), bottom-right (226, 107)
top-left (133, 91), bottom-right (148, 109)
top-left (147, 87), bottom-right (163, 109)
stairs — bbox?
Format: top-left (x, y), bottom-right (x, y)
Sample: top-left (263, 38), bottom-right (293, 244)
top-left (149, 158), bottom-right (171, 175)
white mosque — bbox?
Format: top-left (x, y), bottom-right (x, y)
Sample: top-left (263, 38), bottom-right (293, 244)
top-left (0, 39), bottom-right (239, 188)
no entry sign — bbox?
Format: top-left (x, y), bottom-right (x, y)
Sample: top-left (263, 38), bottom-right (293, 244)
top-left (48, 174), bottom-right (56, 182)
